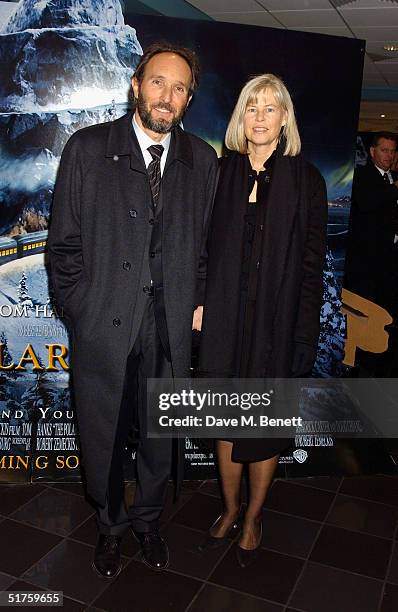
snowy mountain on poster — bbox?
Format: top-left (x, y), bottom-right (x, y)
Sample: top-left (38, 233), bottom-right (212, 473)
top-left (3, 0), bottom-right (125, 31)
top-left (0, 0), bottom-right (142, 112)
top-left (0, 0), bottom-right (142, 236)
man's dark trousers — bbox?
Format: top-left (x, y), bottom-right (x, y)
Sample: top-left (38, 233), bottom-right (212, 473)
top-left (95, 296), bottom-right (172, 536)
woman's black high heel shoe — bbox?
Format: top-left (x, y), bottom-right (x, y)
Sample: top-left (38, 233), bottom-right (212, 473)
top-left (198, 507), bottom-right (244, 552)
top-left (236, 520), bottom-right (263, 568)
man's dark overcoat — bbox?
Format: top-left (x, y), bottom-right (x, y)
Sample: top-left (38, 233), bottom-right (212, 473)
top-left (344, 161), bottom-right (398, 311)
top-left (48, 112), bottom-right (218, 506)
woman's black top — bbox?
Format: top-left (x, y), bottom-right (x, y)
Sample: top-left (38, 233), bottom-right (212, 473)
top-left (236, 151), bottom-right (275, 374)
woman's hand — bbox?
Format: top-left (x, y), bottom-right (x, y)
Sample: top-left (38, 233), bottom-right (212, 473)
top-left (192, 306), bottom-right (204, 331)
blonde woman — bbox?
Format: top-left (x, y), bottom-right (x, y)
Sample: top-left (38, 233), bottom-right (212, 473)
top-left (198, 74), bottom-right (327, 567)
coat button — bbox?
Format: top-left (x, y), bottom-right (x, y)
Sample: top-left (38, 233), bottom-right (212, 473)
top-left (150, 251), bottom-right (156, 258)
top-left (149, 219), bottom-right (154, 225)
top-left (129, 209), bottom-right (137, 218)
top-left (113, 155), bottom-right (119, 161)
top-left (123, 261), bottom-right (131, 270)
top-left (143, 286), bottom-right (150, 293)
top-left (113, 318), bottom-right (121, 327)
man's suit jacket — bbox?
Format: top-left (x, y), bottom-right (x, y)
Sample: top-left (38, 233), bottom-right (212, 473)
top-left (47, 112), bottom-right (218, 506)
top-left (344, 161), bottom-right (398, 311)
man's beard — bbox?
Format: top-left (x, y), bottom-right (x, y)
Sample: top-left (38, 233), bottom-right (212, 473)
top-left (137, 93), bottom-right (186, 134)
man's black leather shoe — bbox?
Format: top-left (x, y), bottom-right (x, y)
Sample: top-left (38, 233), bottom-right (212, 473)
top-left (133, 530), bottom-right (169, 571)
top-left (92, 534), bottom-right (122, 579)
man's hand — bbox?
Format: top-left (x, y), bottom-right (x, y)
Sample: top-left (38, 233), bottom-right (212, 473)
top-left (192, 306), bottom-right (203, 331)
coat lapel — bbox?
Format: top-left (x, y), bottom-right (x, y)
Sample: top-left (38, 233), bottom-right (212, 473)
top-left (105, 111), bottom-right (147, 174)
top-left (157, 127), bottom-right (193, 216)
top-left (164, 126), bottom-right (193, 173)
top-left (261, 150), bottom-right (299, 313)
top-left (105, 113), bottom-right (155, 218)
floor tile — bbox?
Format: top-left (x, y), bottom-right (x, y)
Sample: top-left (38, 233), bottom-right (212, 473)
top-left (327, 494), bottom-right (398, 538)
top-left (159, 484), bottom-right (193, 525)
top-left (49, 482), bottom-right (86, 497)
top-left (0, 572), bottom-right (15, 590)
top-left (0, 519), bottom-right (60, 576)
top-left (289, 561), bottom-right (382, 612)
top-left (22, 539), bottom-right (122, 604)
top-left (340, 476), bottom-right (398, 507)
top-left (262, 510), bottom-right (320, 558)
top-left (11, 488), bottom-right (94, 536)
top-left (387, 541), bottom-right (398, 585)
top-left (188, 584), bottom-right (283, 612)
top-left (160, 522), bottom-right (230, 580)
top-left (6, 579), bottom-right (46, 591)
top-left (0, 484), bottom-right (46, 516)
top-left (4, 475), bottom-right (397, 612)
top-left (309, 525), bottom-right (392, 579)
top-left (57, 598), bottom-right (87, 611)
top-left (380, 583), bottom-right (398, 612)
top-left (198, 480), bottom-right (221, 498)
top-left (208, 547), bottom-right (303, 604)
top-left (69, 515), bottom-right (140, 558)
top-left (171, 493), bottom-right (222, 532)
top-left (198, 479), bottom-right (248, 502)
top-left (264, 480), bottom-right (335, 521)
top-left (182, 480), bottom-right (203, 491)
top-left (68, 515), bottom-right (98, 546)
top-left (93, 559), bottom-right (202, 612)
top-left (286, 476), bottom-right (342, 491)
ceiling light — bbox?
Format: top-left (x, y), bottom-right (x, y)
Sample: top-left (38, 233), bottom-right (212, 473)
top-left (384, 45), bottom-right (398, 52)
top-left (380, 114), bottom-right (386, 118)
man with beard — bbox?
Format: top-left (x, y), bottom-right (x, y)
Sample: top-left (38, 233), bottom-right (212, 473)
top-left (48, 42), bottom-right (218, 577)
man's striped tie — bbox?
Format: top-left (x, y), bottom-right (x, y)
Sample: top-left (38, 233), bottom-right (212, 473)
top-left (147, 144), bottom-right (164, 207)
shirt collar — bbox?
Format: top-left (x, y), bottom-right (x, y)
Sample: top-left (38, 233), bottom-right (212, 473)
top-left (375, 164), bottom-right (391, 177)
top-left (132, 112), bottom-right (171, 157)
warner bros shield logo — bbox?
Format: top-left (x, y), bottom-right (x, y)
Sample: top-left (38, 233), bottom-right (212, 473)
top-left (293, 449), bottom-right (308, 463)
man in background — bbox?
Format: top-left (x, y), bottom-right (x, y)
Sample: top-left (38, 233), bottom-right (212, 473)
top-left (345, 131), bottom-right (398, 316)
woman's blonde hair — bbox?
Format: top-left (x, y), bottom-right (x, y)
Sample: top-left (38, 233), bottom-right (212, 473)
top-left (225, 74), bottom-right (301, 156)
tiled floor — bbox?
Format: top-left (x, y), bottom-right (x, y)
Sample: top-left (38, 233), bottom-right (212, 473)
top-left (1, 475), bottom-right (398, 612)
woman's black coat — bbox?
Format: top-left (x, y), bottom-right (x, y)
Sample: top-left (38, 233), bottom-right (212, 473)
top-left (198, 146), bottom-right (328, 461)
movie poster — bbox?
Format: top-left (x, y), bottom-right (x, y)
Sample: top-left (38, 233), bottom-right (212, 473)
top-left (0, 0), bottom-right (365, 483)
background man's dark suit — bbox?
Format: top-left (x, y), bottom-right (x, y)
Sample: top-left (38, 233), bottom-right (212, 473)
top-left (48, 111), bottom-right (218, 520)
top-left (345, 161), bottom-right (398, 314)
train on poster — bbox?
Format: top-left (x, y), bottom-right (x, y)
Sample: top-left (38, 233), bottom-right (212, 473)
top-left (0, 231), bottom-right (47, 264)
